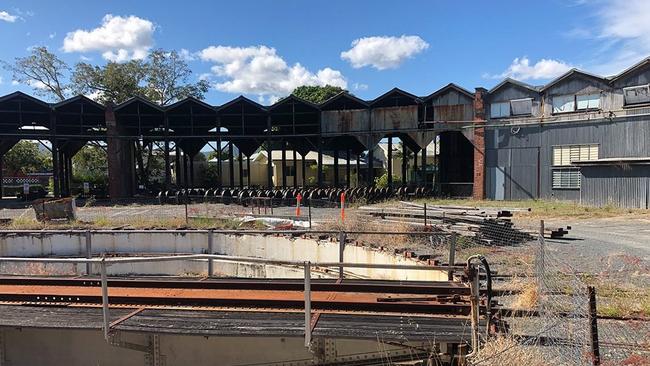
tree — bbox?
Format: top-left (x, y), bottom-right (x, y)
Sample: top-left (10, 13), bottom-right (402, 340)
top-left (291, 85), bottom-right (346, 104)
top-left (72, 145), bottom-right (108, 185)
top-left (1, 47), bottom-right (69, 101)
top-left (3, 141), bottom-right (52, 175)
top-left (145, 49), bottom-right (210, 105)
top-left (72, 61), bottom-right (148, 105)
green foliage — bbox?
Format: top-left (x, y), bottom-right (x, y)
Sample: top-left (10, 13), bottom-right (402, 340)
top-left (72, 60), bottom-right (148, 105)
top-left (291, 85), bottom-right (346, 104)
top-left (72, 145), bottom-right (108, 185)
top-left (1, 46), bottom-right (70, 101)
top-left (374, 172), bottom-right (402, 188)
top-left (203, 163), bottom-right (220, 187)
top-left (3, 141), bottom-right (52, 174)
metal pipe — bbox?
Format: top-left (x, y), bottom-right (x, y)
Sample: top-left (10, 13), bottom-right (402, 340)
top-left (304, 261), bottom-right (311, 348)
top-left (0, 253), bottom-right (465, 271)
top-left (338, 231), bottom-right (346, 279)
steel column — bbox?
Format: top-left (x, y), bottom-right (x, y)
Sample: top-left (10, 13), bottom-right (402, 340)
top-left (238, 150), bottom-right (244, 188)
top-left (228, 142), bottom-right (235, 188)
top-left (422, 142), bottom-right (427, 187)
top-left (85, 230), bottom-right (92, 275)
top-left (346, 149), bottom-right (351, 188)
top-left (100, 258), bottom-right (110, 341)
top-left (367, 148), bottom-right (374, 186)
top-left (387, 137), bottom-right (393, 188)
top-left (281, 141), bottom-right (287, 189)
top-left (293, 150), bottom-right (298, 188)
top-left (317, 140), bottom-right (323, 188)
top-left (334, 149), bottom-right (339, 187)
top-left (402, 143), bottom-right (407, 186)
top-left (207, 230), bottom-right (214, 277)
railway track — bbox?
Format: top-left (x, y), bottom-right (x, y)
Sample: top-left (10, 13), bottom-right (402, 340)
top-left (0, 276), bottom-right (488, 317)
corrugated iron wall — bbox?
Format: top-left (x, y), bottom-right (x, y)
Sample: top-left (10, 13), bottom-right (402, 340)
top-left (580, 165), bottom-right (650, 209)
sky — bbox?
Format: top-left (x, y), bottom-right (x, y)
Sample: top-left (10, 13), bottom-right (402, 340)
top-left (1, 0), bottom-right (649, 105)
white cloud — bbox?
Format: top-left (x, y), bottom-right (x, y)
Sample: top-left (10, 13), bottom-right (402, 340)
top-left (48, 32), bottom-right (56, 39)
top-left (353, 82), bottom-right (368, 91)
top-left (0, 10), bottom-right (18, 22)
top-left (11, 80), bottom-right (19, 86)
top-left (62, 14), bottom-right (155, 62)
top-left (179, 48), bottom-right (195, 61)
top-left (490, 57), bottom-right (573, 81)
top-left (340, 35), bottom-right (429, 70)
top-left (591, 0), bottom-right (650, 74)
top-left (199, 45), bottom-right (347, 98)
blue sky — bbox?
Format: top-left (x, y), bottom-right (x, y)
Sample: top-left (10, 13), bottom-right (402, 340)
top-left (0, 0), bottom-right (649, 105)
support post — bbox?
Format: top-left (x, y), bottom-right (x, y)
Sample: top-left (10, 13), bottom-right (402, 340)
top-left (387, 137), bottom-right (393, 189)
top-left (424, 203), bottom-right (427, 227)
top-left (346, 149), bottom-right (351, 188)
top-left (100, 258), bottom-right (110, 341)
top-left (266, 138), bottom-right (273, 188)
top-left (85, 230), bottom-right (92, 275)
top-left (308, 200), bottom-right (312, 229)
top-left (238, 150), bottom-right (244, 189)
top-left (413, 149), bottom-right (418, 184)
top-left (338, 231), bottom-right (346, 279)
top-left (304, 261), bottom-right (312, 348)
top-left (189, 153), bottom-right (195, 187)
top-left (401, 143), bottom-right (407, 186)
top-left (164, 114), bottom-right (170, 189)
top-left (293, 150), bottom-right (298, 188)
top-left (216, 136), bottom-right (222, 187)
top-left (448, 233), bottom-right (456, 281)
top-left (301, 153), bottom-right (306, 187)
top-left (334, 149), bottom-right (339, 187)
top-left (356, 153), bottom-right (360, 187)
top-left (367, 148), bottom-right (374, 186)
top-left (422, 142), bottom-right (427, 188)
top-left (317, 140), bottom-right (323, 188)
top-left (175, 145), bottom-right (181, 187)
top-left (588, 286), bottom-right (601, 366)
top-left (247, 155), bottom-right (251, 187)
top-left (281, 141), bottom-right (287, 188)
top-left (228, 142), bottom-right (235, 188)
top-left (207, 229), bottom-right (214, 277)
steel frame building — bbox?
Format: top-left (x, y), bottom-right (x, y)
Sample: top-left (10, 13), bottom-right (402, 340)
top-left (0, 85), bottom-right (478, 199)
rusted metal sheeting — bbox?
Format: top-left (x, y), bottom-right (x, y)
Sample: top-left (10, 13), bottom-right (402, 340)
top-left (370, 105), bottom-right (418, 131)
top-left (321, 109), bottom-right (370, 134)
top-left (580, 165), bottom-right (650, 209)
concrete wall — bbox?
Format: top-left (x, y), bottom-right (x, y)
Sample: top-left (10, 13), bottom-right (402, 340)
top-left (0, 232), bottom-right (447, 281)
top-left (0, 328), bottom-right (427, 366)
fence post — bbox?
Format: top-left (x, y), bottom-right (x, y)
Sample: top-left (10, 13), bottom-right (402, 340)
top-left (338, 231), bottom-right (346, 279)
top-left (423, 203), bottom-right (427, 227)
top-left (588, 286), bottom-right (601, 366)
top-left (85, 230), bottom-right (92, 275)
top-left (538, 220), bottom-right (545, 291)
top-left (207, 229), bottom-right (214, 277)
top-left (448, 233), bottom-right (456, 281)
top-left (100, 257), bottom-right (110, 341)
top-left (185, 201), bottom-right (189, 224)
top-left (304, 261), bottom-right (312, 348)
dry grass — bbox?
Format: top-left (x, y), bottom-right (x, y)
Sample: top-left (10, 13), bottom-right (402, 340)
top-left (415, 198), bottom-right (649, 220)
top-left (470, 336), bottom-right (557, 366)
top-left (512, 282), bottom-right (539, 309)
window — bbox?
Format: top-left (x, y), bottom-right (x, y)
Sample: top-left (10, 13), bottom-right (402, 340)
top-left (552, 144), bottom-right (599, 166)
top-left (623, 85), bottom-right (650, 105)
top-left (510, 98), bottom-right (533, 116)
top-left (552, 95), bottom-right (575, 113)
top-left (552, 170), bottom-right (581, 189)
top-left (576, 94), bottom-right (600, 110)
top-left (490, 102), bottom-right (510, 118)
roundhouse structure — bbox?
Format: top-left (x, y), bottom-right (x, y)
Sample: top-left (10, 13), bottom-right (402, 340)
top-left (0, 85), bottom-right (479, 199)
